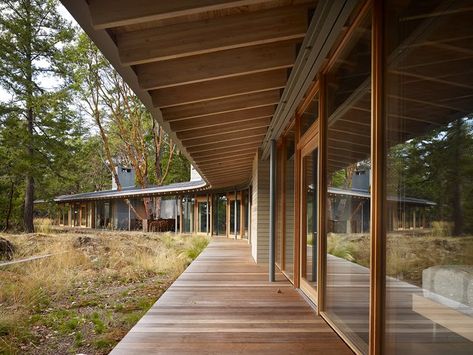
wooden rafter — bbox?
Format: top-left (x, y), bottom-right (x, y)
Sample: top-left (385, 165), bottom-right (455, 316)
top-left (162, 91), bottom-right (279, 122)
top-left (188, 136), bottom-right (265, 154)
top-left (116, 5), bottom-right (309, 65)
top-left (169, 106), bottom-right (274, 132)
top-left (89, 0), bottom-right (280, 29)
top-left (177, 117), bottom-right (270, 141)
top-left (150, 70), bottom-right (287, 108)
top-left (185, 127), bottom-right (268, 148)
top-left (135, 40), bottom-right (297, 90)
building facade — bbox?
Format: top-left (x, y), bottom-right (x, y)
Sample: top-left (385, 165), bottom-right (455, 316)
top-left (59, 0), bottom-right (473, 353)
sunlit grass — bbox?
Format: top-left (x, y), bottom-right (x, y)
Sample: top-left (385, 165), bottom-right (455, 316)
top-left (0, 230), bottom-right (210, 354)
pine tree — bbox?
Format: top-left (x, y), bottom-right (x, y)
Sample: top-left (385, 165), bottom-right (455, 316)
top-left (0, 0), bottom-right (75, 232)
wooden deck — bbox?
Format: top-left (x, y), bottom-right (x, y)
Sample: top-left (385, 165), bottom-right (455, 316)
top-left (111, 238), bottom-right (352, 354)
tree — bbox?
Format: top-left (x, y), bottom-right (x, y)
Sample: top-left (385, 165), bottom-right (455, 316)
top-left (0, 0), bottom-right (76, 232)
top-left (73, 34), bottom-right (189, 221)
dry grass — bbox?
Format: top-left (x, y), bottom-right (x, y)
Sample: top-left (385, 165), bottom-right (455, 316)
top-left (0, 229), bottom-right (209, 354)
top-left (326, 230), bottom-right (473, 287)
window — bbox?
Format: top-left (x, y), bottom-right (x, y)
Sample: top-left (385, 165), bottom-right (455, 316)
top-left (324, 8), bottom-right (371, 352)
top-left (383, 1), bottom-right (473, 353)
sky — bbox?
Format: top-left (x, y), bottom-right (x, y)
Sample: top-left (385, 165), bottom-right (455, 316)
top-left (0, 3), bottom-right (78, 103)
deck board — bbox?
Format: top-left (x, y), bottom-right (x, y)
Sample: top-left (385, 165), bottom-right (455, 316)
top-left (112, 238), bottom-right (352, 354)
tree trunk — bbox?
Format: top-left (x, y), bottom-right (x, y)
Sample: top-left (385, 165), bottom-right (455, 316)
top-left (24, 109), bottom-right (35, 233)
top-left (451, 119), bottom-right (464, 236)
top-left (4, 179), bottom-right (14, 231)
top-left (23, 0), bottom-right (35, 233)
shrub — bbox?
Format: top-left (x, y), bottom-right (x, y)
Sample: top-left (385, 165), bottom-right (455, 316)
top-left (33, 218), bottom-right (53, 234)
top-left (431, 221), bottom-right (453, 237)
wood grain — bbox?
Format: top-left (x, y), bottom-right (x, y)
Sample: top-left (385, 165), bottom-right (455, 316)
top-left (111, 238), bottom-right (353, 354)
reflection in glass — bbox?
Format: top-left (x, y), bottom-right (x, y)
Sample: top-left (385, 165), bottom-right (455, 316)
top-left (302, 149), bottom-right (318, 289)
top-left (198, 201), bottom-right (207, 233)
top-left (182, 196), bottom-right (194, 233)
top-left (213, 194), bottom-right (226, 236)
top-left (229, 199), bottom-right (241, 236)
top-left (384, 1), bottom-right (473, 353)
top-left (301, 94), bottom-right (319, 136)
top-left (325, 10), bottom-right (371, 352)
top-left (284, 129), bottom-right (296, 280)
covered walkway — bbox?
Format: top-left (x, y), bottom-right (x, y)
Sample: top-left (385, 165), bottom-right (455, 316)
top-left (111, 238), bottom-right (352, 354)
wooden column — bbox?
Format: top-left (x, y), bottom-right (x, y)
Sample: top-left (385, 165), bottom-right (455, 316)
top-left (179, 196), bottom-right (183, 234)
top-left (209, 194), bottom-right (214, 236)
top-left (234, 190), bottom-right (238, 239)
top-left (370, 1), bottom-right (386, 353)
top-left (317, 74), bottom-right (327, 312)
top-left (128, 202), bottom-right (131, 231)
top-left (240, 192), bottom-right (244, 239)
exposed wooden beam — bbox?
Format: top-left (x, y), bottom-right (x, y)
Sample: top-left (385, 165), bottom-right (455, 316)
top-left (117, 5), bottom-right (309, 65)
top-left (185, 127), bottom-right (268, 148)
top-left (188, 136), bottom-right (264, 154)
top-left (162, 91), bottom-right (279, 122)
top-left (192, 143), bottom-right (259, 159)
top-left (205, 168), bottom-right (252, 177)
top-left (89, 0), bottom-right (278, 29)
top-left (199, 159), bottom-right (254, 170)
top-left (205, 170), bottom-right (252, 180)
top-left (195, 152), bottom-right (256, 164)
top-left (178, 117), bottom-right (270, 141)
top-left (170, 106), bottom-right (274, 132)
top-left (136, 40), bottom-right (297, 90)
top-left (206, 168), bottom-right (252, 177)
top-left (151, 70), bottom-right (287, 108)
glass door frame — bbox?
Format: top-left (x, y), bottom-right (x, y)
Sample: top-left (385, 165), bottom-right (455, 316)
top-left (298, 130), bottom-right (319, 304)
top-left (295, 81), bottom-right (321, 305)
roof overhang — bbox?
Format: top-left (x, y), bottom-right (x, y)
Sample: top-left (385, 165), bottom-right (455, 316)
top-left (60, 0), bottom-right (317, 189)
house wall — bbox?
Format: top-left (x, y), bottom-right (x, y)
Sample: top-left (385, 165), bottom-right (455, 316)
top-left (112, 199), bottom-right (130, 230)
top-left (251, 150), bottom-right (270, 264)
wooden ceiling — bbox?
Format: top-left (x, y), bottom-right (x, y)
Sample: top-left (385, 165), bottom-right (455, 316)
top-left (85, 0), bottom-right (315, 188)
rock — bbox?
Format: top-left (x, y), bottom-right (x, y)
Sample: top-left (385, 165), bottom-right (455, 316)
top-left (73, 236), bottom-right (94, 248)
top-left (423, 265), bottom-right (473, 307)
top-left (0, 237), bottom-right (15, 260)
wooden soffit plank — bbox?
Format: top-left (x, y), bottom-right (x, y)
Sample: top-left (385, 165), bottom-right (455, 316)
top-left (195, 152), bottom-right (256, 164)
top-left (184, 127), bottom-right (268, 148)
top-left (89, 0), bottom-right (281, 29)
top-left (177, 117), bottom-right (270, 141)
top-left (116, 5), bottom-right (309, 65)
top-left (162, 91), bottom-right (280, 122)
top-left (191, 143), bottom-right (259, 159)
top-left (188, 135), bottom-right (264, 154)
top-left (150, 69), bottom-right (288, 108)
top-left (136, 40), bottom-right (298, 90)
top-left (169, 106), bottom-right (274, 132)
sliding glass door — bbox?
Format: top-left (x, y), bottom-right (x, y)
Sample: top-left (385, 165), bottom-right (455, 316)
top-left (300, 142), bottom-right (319, 302)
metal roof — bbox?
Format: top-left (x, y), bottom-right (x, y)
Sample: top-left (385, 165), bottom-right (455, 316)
top-left (328, 187), bottom-right (436, 206)
top-left (54, 180), bottom-right (208, 203)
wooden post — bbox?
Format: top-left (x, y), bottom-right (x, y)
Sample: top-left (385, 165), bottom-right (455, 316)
top-left (234, 190), bottom-right (238, 239)
top-left (128, 202), bottom-right (131, 231)
top-left (175, 196), bottom-right (178, 234)
top-left (179, 196), bottom-right (183, 234)
top-left (370, 1), bottom-right (386, 353)
top-left (240, 192), bottom-right (244, 239)
top-left (269, 139), bottom-right (277, 282)
top-left (206, 194), bottom-right (210, 235)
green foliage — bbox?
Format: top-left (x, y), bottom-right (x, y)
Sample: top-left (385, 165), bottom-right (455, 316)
top-left (0, 0), bottom-right (81, 230)
top-left (181, 235), bottom-right (210, 261)
top-left (0, 7), bottom-right (190, 230)
top-left (387, 117), bottom-right (473, 235)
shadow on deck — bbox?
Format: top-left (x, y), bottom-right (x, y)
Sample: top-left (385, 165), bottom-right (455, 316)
top-left (111, 238), bottom-right (352, 354)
